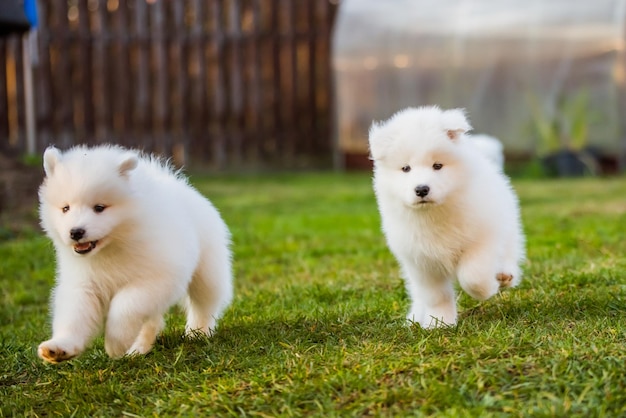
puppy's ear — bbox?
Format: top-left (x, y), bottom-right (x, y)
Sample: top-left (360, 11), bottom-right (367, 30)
top-left (442, 108), bottom-right (472, 141)
top-left (368, 121), bottom-right (393, 160)
top-left (118, 153), bottom-right (139, 177)
top-left (43, 146), bottom-right (61, 177)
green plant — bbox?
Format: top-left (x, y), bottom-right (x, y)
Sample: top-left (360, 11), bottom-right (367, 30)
top-left (529, 91), bottom-right (592, 156)
top-left (19, 153), bottom-right (43, 168)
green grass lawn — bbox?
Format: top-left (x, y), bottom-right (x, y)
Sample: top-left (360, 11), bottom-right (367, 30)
top-left (1, 172), bottom-right (626, 416)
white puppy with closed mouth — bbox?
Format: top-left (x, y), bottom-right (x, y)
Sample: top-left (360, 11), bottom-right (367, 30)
top-left (37, 144), bottom-right (233, 363)
top-left (368, 106), bottom-right (525, 328)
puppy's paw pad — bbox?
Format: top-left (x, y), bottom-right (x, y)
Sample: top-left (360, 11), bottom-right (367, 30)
top-left (38, 341), bottom-right (77, 364)
top-left (496, 273), bottom-right (514, 288)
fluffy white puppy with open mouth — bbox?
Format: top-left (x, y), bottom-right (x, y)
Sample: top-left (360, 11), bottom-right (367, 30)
top-left (37, 144), bottom-right (233, 363)
top-left (369, 106), bottom-right (525, 328)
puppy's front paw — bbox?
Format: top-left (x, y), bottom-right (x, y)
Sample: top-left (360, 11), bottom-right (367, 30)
top-left (496, 273), bottom-right (514, 288)
top-left (38, 340), bottom-right (80, 364)
top-left (126, 335), bottom-right (156, 356)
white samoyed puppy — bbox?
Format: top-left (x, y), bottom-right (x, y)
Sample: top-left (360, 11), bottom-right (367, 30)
top-left (368, 106), bottom-right (525, 328)
top-left (37, 144), bottom-right (233, 363)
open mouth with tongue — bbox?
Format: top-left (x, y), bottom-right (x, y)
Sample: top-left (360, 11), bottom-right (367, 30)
top-left (73, 241), bottom-right (98, 254)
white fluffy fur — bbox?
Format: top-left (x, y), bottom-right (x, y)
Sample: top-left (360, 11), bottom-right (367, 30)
top-left (470, 134), bottom-right (505, 170)
top-left (37, 144), bottom-right (232, 363)
top-left (369, 106), bottom-right (525, 328)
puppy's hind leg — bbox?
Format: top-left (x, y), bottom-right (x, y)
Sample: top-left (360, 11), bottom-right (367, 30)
top-left (185, 253), bottom-right (233, 337)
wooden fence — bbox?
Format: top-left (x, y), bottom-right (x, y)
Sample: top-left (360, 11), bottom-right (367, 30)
top-left (0, 0), bottom-right (339, 169)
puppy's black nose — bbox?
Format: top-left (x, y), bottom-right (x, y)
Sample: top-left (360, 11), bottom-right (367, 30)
top-left (70, 228), bottom-right (85, 241)
top-left (415, 185), bottom-right (430, 198)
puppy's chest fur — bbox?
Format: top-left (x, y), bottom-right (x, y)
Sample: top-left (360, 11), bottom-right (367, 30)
top-left (384, 207), bottom-right (471, 272)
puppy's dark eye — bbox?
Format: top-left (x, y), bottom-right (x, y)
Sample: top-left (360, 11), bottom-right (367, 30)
top-left (62, 205), bottom-right (70, 213)
top-left (433, 163), bottom-right (443, 170)
top-left (93, 204), bottom-right (106, 213)
top-left (401, 165), bottom-right (411, 173)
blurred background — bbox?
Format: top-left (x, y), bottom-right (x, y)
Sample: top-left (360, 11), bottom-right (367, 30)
top-left (1, 0), bottom-right (626, 219)
top-left (334, 0), bottom-right (626, 175)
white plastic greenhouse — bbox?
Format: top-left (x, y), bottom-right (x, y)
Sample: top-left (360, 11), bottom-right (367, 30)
top-left (332, 0), bottom-right (626, 173)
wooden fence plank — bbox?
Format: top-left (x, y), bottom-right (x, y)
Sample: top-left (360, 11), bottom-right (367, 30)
top-left (186, 0), bottom-right (207, 160)
top-left (5, 38), bottom-right (20, 147)
top-left (92, 0), bottom-right (110, 143)
top-left (149, 0), bottom-right (167, 155)
top-left (269, 0), bottom-right (282, 160)
top-left (50, 2), bottom-right (74, 147)
top-left (226, 0), bottom-right (243, 165)
top-left (169, 0), bottom-right (187, 165)
top-left (32, 4), bottom-right (48, 150)
top-left (132, 0), bottom-right (149, 148)
top-left (108, 0), bottom-right (131, 144)
top-left (0, 42), bottom-right (8, 147)
top-left (280, 0), bottom-right (296, 163)
top-left (209, 0), bottom-right (227, 169)
top-left (75, 0), bottom-right (92, 141)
